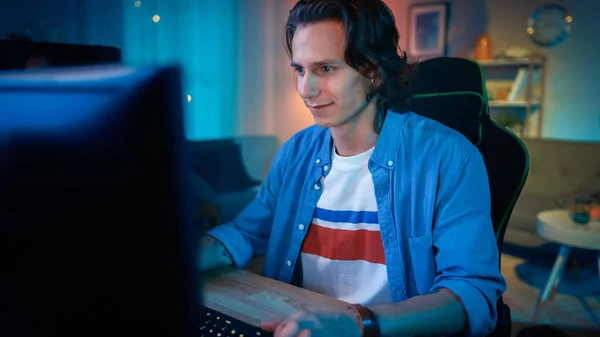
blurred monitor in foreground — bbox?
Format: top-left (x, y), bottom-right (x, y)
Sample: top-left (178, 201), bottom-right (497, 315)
top-left (0, 64), bottom-right (199, 337)
top-left (0, 39), bottom-right (121, 70)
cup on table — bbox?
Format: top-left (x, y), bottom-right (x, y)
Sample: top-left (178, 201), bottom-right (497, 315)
top-left (570, 198), bottom-right (592, 224)
top-left (590, 199), bottom-right (600, 223)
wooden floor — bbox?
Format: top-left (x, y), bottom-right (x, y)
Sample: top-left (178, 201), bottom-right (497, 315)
top-left (511, 322), bottom-right (600, 337)
top-left (502, 253), bottom-right (600, 336)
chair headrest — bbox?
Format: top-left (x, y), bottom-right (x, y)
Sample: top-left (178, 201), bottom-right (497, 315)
top-left (411, 57), bottom-right (487, 95)
top-left (409, 57), bottom-right (489, 146)
top-left (411, 92), bottom-right (485, 146)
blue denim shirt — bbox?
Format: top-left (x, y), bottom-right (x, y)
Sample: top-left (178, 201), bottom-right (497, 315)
top-left (207, 111), bottom-right (506, 336)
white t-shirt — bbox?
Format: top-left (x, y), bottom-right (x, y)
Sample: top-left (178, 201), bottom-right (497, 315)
top-left (300, 145), bottom-right (392, 306)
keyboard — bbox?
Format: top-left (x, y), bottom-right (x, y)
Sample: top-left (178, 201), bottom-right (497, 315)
top-left (198, 305), bottom-right (274, 337)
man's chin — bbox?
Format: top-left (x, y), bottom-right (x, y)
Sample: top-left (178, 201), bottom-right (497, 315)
top-left (313, 117), bottom-right (337, 129)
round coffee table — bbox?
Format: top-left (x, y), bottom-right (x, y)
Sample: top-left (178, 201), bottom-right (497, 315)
top-left (532, 209), bottom-right (600, 320)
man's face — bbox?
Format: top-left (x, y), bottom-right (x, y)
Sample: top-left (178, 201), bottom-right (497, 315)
top-left (291, 21), bottom-right (373, 129)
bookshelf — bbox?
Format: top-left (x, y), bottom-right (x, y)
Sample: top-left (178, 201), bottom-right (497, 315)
top-left (477, 55), bottom-right (546, 139)
top-left (488, 100), bottom-right (541, 108)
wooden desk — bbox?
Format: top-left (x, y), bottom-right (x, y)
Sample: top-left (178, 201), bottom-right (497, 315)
top-left (201, 268), bottom-right (350, 327)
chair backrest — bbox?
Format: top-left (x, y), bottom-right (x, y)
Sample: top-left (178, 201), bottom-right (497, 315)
top-left (409, 57), bottom-right (530, 337)
top-left (410, 57), bottom-right (530, 253)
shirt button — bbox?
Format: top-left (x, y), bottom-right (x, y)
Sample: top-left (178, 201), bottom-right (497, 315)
top-left (287, 260), bottom-right (292, 267)
top-left (315, 159), bottom-right (321, 164)
top-left (324, 165), bottom-right (329, 171)
top-left (298, 224), bottom-right (305, 231)
top-left (314, 184), bottom-right (321, 190)
top-left (385, 237), bottom-right (394, 247)
top-left (387, 160), bottom-right (394, 166)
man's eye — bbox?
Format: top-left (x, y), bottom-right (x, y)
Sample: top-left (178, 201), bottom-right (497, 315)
top-left (322, 66), bottom-right (334, 72)
top-left (294, 67), bottom-right (305, 75)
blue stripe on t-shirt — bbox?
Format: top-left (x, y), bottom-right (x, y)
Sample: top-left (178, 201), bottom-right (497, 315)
top-left (313, 207), bottom-right (379, 224)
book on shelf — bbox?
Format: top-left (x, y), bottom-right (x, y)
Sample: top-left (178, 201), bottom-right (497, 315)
top-left (507, 67), bottom-right (541, 102)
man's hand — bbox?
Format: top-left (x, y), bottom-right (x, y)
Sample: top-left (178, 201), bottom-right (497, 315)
top-left (198, 235), bottom-right (234, 272)
top-left (260, 310), bottom-right (362, 337)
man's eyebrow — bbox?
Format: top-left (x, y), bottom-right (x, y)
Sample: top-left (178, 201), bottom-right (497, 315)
top-left (290, 59), bottom-right (342, 68)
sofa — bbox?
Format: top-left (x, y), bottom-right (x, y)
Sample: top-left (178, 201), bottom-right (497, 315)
top-left (187, 135), bottom-right (280, 232)
top-left (504, 138), bottom-right (600, 247)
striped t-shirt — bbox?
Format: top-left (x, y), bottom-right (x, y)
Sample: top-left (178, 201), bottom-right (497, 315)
top-left (300, 145), bottom-right (391, 306)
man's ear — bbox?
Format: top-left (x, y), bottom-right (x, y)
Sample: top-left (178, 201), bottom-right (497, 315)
top-left (363, 59), bottom-right (380, 82)
top-left (367, 69), bottom-right (381, 90)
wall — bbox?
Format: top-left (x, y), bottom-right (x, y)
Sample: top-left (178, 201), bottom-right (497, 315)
top-left (391, 0), bottom-right (600, 142)
top-left (0, 0), bottom-right (86, 44)
top-left (83, 0), bottom-right (123, 50)
top-left (0, 0), bottom-right (123, 54)
top-left (486, 0), bottom-right (600, 142)
top-left (235, 0), bottom-right (315, 144)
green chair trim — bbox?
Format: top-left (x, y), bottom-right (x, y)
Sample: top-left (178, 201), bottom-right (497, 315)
top-left (412, 91), bottom-right (485, 147)
top-left (469, 59), bottom-right (531, 242)
top-left (491, 121), bottom-right (531, 242)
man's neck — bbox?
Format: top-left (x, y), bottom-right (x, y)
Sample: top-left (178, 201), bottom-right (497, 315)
top-left (330, 106), bottom-right (379, 157)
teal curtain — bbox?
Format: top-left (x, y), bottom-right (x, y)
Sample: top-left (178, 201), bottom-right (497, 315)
top-left (122, 0), bottom-right (239, 140)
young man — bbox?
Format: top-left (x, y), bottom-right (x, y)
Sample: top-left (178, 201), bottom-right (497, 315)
top-left (199, 1), bottom-right (506, 336)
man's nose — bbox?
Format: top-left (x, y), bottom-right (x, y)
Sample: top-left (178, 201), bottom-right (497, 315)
top-left (299, 74), bottom-right (320, 99)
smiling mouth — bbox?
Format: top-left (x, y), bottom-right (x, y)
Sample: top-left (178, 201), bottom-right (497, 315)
top-left (307, 103), bottom-right (333, 110)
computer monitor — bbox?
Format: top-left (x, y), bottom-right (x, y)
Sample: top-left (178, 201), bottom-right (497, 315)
top-left (0, 40), bottom-right (122, 70)
top-left (0, 65), bottom-right (200, 337)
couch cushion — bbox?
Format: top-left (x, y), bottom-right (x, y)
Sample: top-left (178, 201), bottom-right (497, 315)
top-left (520, 139), bottom-right (600, 197)
top-left (188, 140), bottom-right (260, 193)
top-left (509, 193), bottom-right (559, 233)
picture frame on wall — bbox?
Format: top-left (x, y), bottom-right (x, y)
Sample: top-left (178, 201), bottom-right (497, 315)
top-left (408, 2), bottom-right (449, 58)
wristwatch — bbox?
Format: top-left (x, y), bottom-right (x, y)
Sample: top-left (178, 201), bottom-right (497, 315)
top-left (347, 304), bottom-right (381, 337)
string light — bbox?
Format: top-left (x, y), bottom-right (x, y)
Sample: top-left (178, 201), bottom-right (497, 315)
top-left (134, 1), bottom-right (141, 7)
top-left (152, 15), bottom-right (161, 23)
top-left (187, 94), bottom-right (192, 103)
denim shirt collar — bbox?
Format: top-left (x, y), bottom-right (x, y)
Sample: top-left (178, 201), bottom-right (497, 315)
top-left (314, 110), bottom-right (407, 170)
top-left (314, 127), bottom-right (333, 169)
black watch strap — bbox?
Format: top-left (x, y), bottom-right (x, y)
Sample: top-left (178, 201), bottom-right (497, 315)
top-left (349, 304), bottom-right (381, 337)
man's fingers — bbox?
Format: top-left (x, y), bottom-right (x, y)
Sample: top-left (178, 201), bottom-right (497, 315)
top-left (260, 320), bottom-right (282, 331)
top-left (278, 320), bottom-right (299, 337)
top-left (298, 329), bottom-right (311, 337)
top-left (261, 312), bottom-right (312, 337)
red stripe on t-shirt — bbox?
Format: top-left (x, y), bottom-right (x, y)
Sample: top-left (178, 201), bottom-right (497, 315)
top-left (301, 223), bottom-right (386, 265)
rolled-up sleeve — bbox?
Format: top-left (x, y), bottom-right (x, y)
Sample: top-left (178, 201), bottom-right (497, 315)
top-left (430, 148), bottom-right (506, 336)
top-left (206, 137), bottom-right (292, 268)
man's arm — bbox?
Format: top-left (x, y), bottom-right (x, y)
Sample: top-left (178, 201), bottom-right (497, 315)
top-left (261, 289), bottom-right (467, 337)
top-left (197, 235), bottom-right (233, 272)
top-left (199, 136), bottom-right (294, 270)
top-left (368, 288), bottom-right (467, 336)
